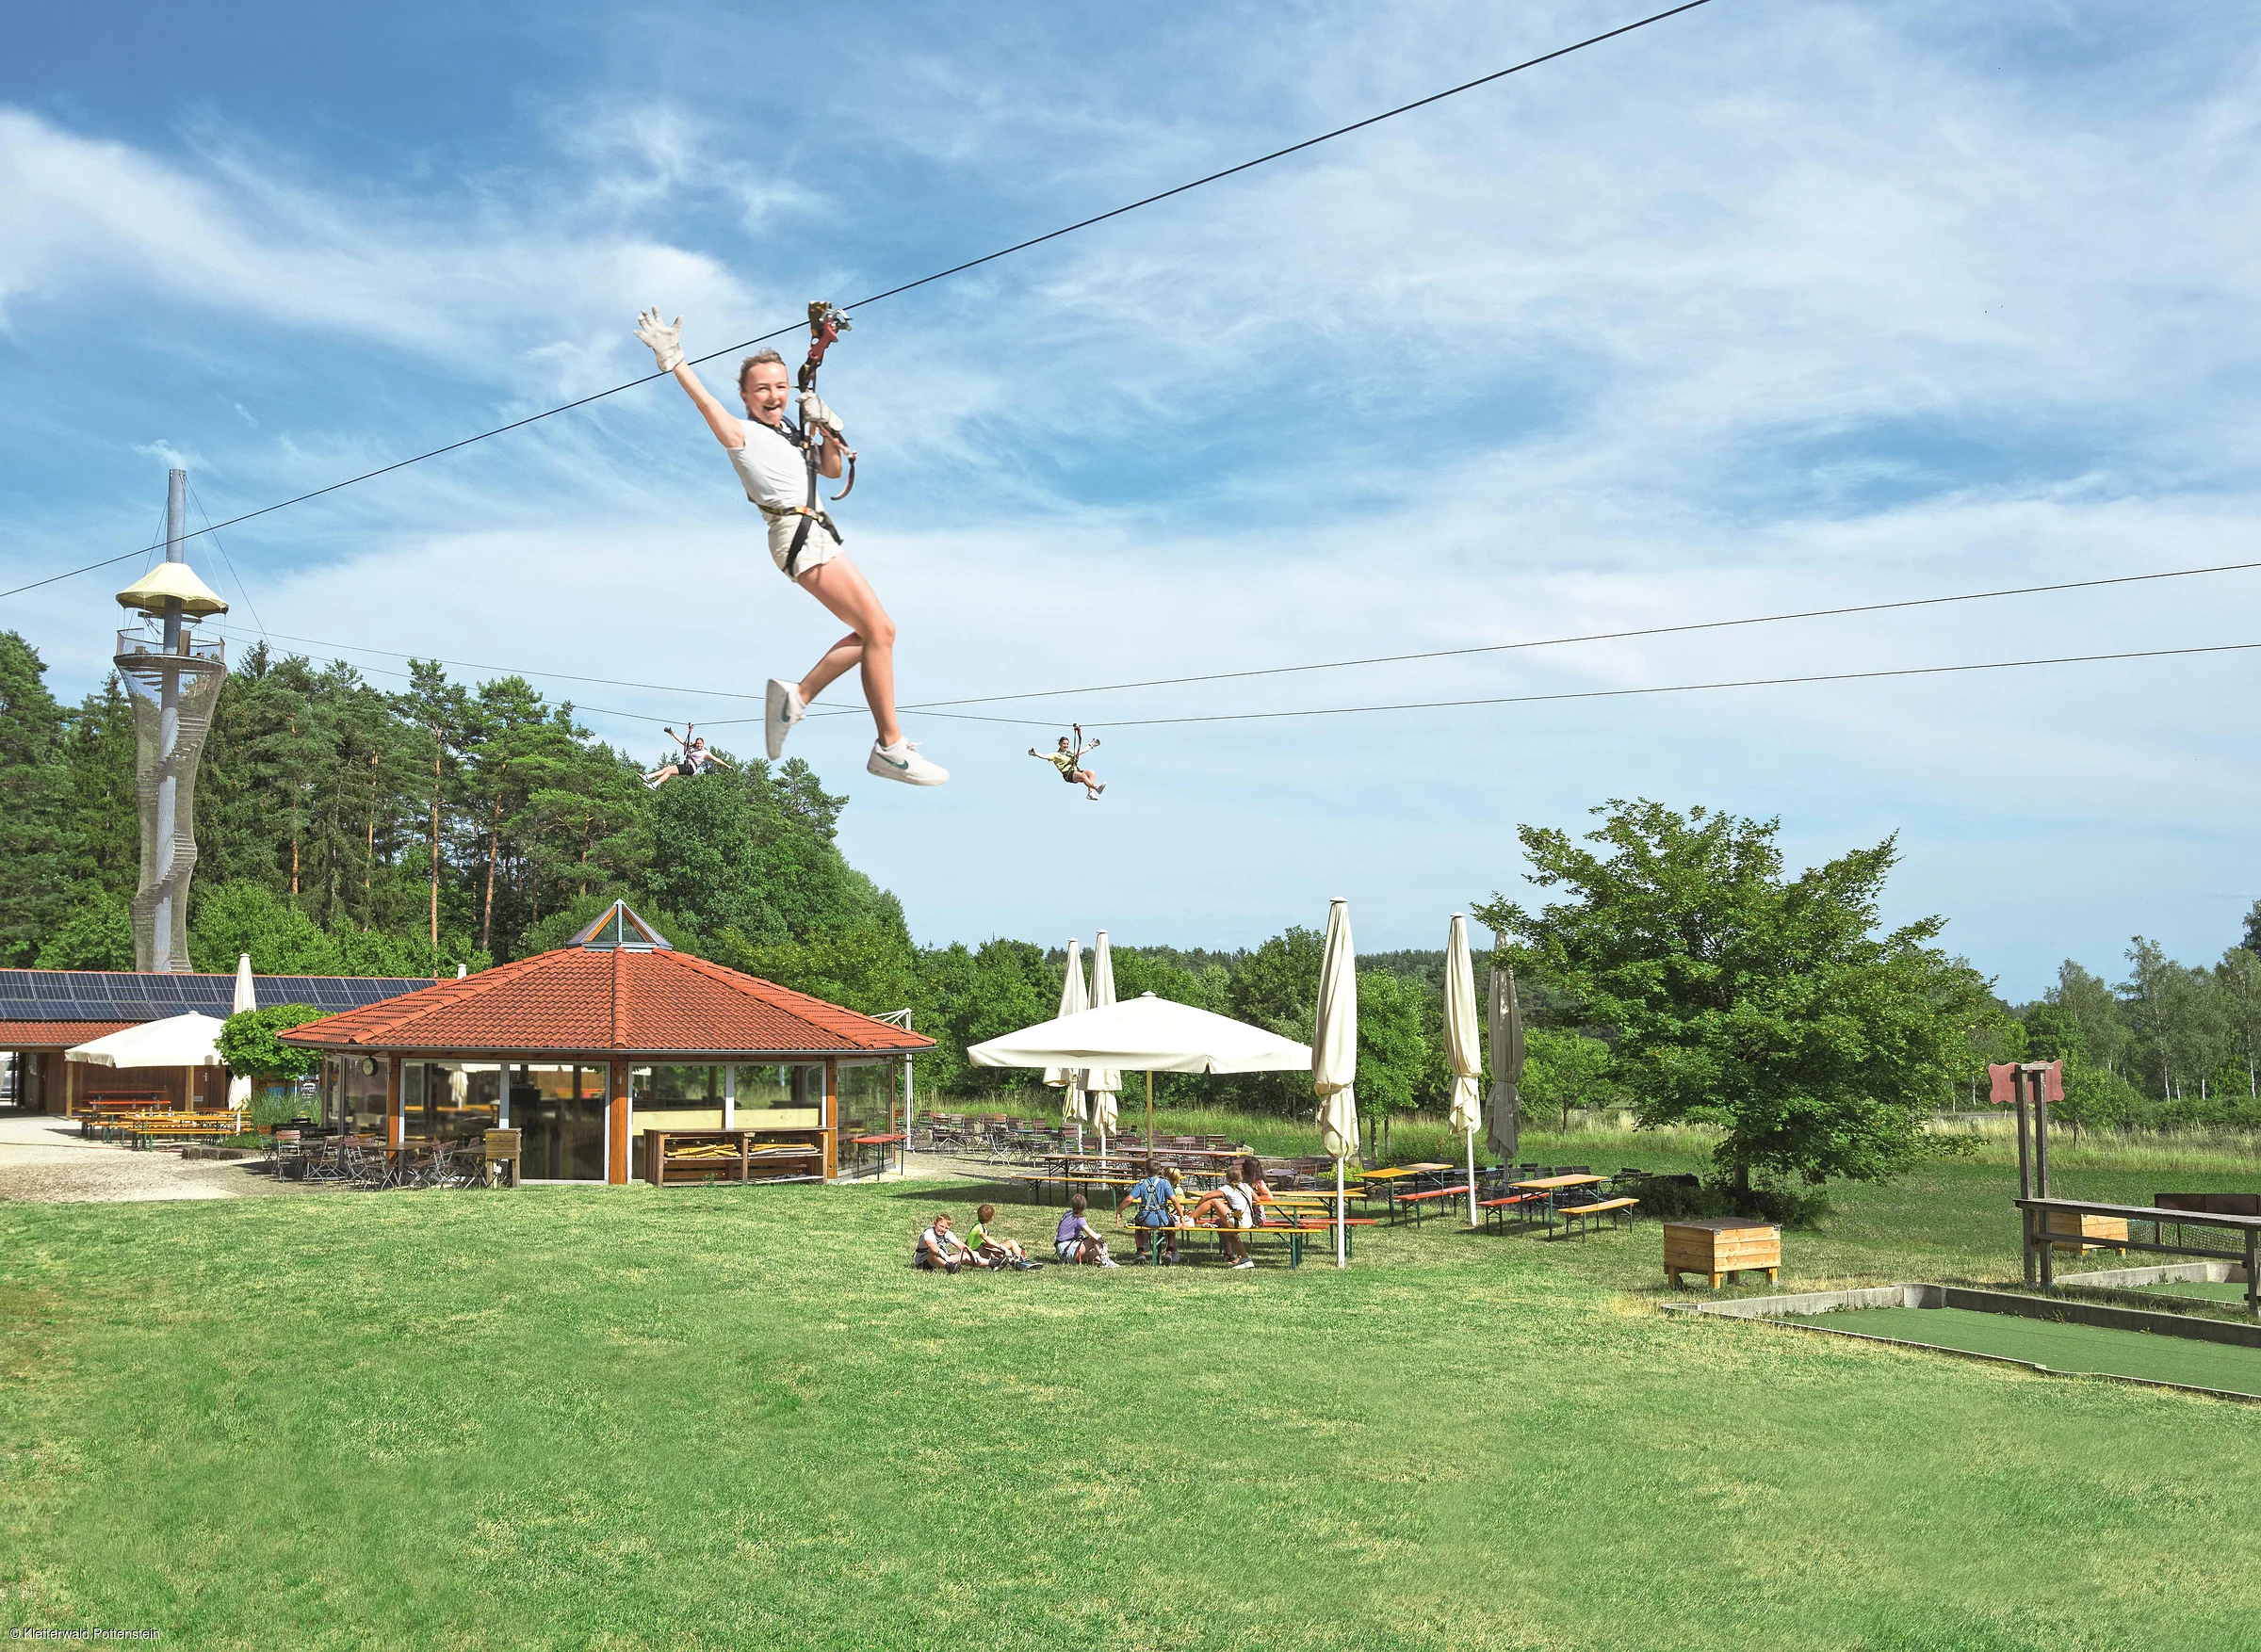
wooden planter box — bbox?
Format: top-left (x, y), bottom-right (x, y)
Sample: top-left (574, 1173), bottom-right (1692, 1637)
top-left (1665, 1219), bottom-right (1781, 1288)
top-left (2046, 1211), bottom-right (2129, 1254)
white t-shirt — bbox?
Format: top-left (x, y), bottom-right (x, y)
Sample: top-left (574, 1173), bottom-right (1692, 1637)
top-left (727, 417), bottom-right (813, 510)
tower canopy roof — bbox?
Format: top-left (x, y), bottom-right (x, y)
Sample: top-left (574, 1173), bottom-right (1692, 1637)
top-left (277, 904), bottom-right (931, 1057)
top-left (116, 562), bottom-right (228, 619)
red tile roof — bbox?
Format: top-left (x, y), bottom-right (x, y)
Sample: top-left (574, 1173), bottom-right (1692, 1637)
top-left (0, 1020), bottom-right (137, 1047)
top-left (276, 945), bottom-right (933, 1057)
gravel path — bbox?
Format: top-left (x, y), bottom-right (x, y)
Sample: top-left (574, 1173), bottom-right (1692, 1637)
top-left (0, 1112), bottom-right (310, 1204)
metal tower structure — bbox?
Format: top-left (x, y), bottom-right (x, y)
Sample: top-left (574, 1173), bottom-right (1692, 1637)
top-left (113, 469), bottom-right (229, 973)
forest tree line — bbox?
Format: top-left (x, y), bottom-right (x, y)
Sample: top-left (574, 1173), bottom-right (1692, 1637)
top-left (3, 633), bottom-right (2256, 1153)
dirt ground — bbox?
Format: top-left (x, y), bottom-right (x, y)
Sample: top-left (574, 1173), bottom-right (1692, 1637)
top-left (0, 1111), bottom-right (310, 1204)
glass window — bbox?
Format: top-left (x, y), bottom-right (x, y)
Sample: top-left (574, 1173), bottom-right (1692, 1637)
top-left (838, 1061), bottom-right (897, 1138)
top-left (732, 1062), bottom-right (824, 1126)
top-left (629, 1064), bottom-right (725, 1180)
top-left (511, 1063), bottom-right (608, 1181)
top-left (341, 1055), bottom-right (388, 1138)
top-left (640, 1064), bottom-right (724, 1106)
top-left (402, 1061), bottom-right (501, 1143)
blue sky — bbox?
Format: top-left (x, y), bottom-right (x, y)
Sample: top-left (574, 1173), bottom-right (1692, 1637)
top-left (4, 1), bottom-right (2259, 996)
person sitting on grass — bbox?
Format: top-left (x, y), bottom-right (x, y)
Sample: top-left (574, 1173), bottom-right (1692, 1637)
top-left (1055, 1195), bottom-right (1119, 1267)
top-left (971, 1205), bottom-right (1040, 1271)
top-left (915, 1213), bottom-right (984, 1274)
top-left (1120, 1164), bottom-right (1186, 1265)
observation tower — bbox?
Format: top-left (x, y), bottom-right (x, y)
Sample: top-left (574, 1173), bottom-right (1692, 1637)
top-left (112, 468), bottom-right (228, 973)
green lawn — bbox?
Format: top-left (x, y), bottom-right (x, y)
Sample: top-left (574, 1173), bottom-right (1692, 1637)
top-left (6, 1160), bottom-right (2261, 1650)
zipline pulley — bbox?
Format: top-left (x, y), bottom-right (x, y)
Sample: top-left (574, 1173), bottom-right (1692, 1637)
top-left (800, 300), bottom-right (857, 501)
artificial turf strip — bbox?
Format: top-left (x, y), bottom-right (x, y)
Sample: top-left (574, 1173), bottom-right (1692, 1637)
top-left (2142, 1279), bottom-right (2255, 1304)
top-left (1777, 1305), bottom-right (2261, 1397)
top-left (6, 1187), bottom-right (2261, 1651)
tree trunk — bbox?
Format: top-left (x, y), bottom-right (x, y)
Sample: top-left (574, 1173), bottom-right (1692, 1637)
top-left (364, 749), bottom-right (379, 917)
top-left (429, 738), bottom-right (442, 977)
top-left (480, 799), bottom-right (502, 953)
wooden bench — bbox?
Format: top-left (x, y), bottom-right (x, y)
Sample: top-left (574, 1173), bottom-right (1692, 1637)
top-left (1393, 1185), bottom-right (1471, 1226)
top-left (1553, 1196), bottom-right (1639, 1239)
top-left (1478, 1191), bottom-right (1548, 1233)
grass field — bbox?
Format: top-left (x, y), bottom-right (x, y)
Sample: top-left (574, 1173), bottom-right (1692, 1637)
top-left (7, 1131), bottom-right (2261, 1651)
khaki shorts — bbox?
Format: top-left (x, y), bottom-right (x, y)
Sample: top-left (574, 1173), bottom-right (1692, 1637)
top-left (765, 510), bottom-right (843, 577)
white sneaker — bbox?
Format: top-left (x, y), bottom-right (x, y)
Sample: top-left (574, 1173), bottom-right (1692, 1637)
top-left (1099, 1258), bottom-right (1122, 1269)
top-left (764, 679), bottom-right (805, 760)
top-left (1231, 1257), bottom-right (1256, 1270)
top-left (867, 739), bottom-right (948, 786)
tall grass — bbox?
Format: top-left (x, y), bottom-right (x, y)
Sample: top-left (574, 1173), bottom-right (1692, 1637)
top-left (1001, 1094), bottom-right (2261, 1179)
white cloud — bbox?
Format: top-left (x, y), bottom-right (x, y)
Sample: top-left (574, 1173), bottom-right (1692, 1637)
top-left (8, 0), bottom-right (2261, 995)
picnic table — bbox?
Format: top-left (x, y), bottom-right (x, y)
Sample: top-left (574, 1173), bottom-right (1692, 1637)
top-left (848, 1132), bottom-right (906, 1179)
top-left (1117, 1216), bottom-right (1376, 1269)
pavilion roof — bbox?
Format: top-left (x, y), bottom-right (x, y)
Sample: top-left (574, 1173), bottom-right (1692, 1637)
top-left (275, 904), bottom-right (930, 1058)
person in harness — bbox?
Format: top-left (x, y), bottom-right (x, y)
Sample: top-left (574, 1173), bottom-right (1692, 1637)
top-left (644, 726), bottom-right (733, 789)
top-left (633, 307), bottom-right (947, 787)
top-left (1030, 723), bottom-right (1104, 800)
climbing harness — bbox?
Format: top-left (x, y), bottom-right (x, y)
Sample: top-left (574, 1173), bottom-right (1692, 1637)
top-left (766, 300), bottom-right (856, 577)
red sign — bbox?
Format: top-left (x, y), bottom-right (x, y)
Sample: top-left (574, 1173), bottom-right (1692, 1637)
top-left (1987, 1061), bottom-right (2064, 1104)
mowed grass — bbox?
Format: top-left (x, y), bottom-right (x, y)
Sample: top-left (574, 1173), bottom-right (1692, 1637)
top-left (6, 1174), bottom-right (2261, 1650)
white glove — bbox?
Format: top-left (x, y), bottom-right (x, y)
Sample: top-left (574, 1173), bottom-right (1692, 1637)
top-left (634, 308), bottom-right (684, 374)
top-left (798, 388), bottom-right (844, 438)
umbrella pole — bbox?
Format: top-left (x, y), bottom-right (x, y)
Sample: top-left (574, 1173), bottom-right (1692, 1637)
top-left (1320, 1157), bottom-right (1338, 1274)
top-left (1466, 1126), bottom-right (1477, 1227)
top-left (1145, 1070), bottom-right (1154, 1171)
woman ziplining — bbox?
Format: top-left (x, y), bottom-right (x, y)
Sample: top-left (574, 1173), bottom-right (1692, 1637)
top-left (644, 724), bottom-right (733, 789)
top-left (632, 304), bottom-right (947, 787)
top-left (1030, 723), bottom-right (1105, 801)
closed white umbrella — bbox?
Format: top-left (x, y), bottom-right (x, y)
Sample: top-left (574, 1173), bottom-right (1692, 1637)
top-left (1047, 939), bottom-right (1089, 1148)
top-left (1312, 898), bottom-right (1359, 1269)
top-left (226, 952), bottom-right (257, 1114)
top-left (1085, 931), bottom-right (1122, 1148)
top-left (1487, 934), bottom-right (1525, 1164)
top-left (1443, 915), bottom-right (1484, 1226)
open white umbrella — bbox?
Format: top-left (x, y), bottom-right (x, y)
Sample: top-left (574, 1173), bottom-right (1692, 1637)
top-left (1312, 898), bottom-right (1359, 1268)
top-left (1443, 915), bottom-right (1484, 1226)
top-left (968, 993), bottom-right (1310, 1166)
top-left (1047, 939), bottom-right (1089, 1148)
top-left (226, 952), bottom-right (256, 1114)
top-left (70, 1012), bottom-right (228, 1115)
top-left (1085, 930), bottom-right (1122, 1148)
top-left (1487, 933), bottom-right (1525, 1164)
top-left (69, 1012), bottom-right (229, 1070)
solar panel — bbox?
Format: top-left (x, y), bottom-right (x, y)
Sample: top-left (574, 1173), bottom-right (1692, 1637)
top-left (0, 971), bottom-right (431, 1027)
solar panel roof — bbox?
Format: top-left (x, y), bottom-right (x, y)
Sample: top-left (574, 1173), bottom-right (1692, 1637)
top-left (0, 970), bottom-right (431, 1026)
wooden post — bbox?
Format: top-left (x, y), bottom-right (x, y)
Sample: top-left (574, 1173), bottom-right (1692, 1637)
top-left (384, 1055), bottom-right (402, 1147)
top-left (2033, 1069), bottom-right (2054, 1288)
top-left (2246, 1228), bottom-right (2258, 1320)
top-left (2014, 1076), bottom-right (2035, 1286)
top-left (822, 1058), bottom-right (838, 1182)
top-left (608, 1058), bottom-right (629, 1186)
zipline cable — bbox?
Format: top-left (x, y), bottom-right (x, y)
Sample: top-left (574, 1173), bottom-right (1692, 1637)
top-left (204, 555), bottom-right (2261, 721)
top-left (821, 640), bottom-right (2261, 732)
top-left (0, 0), bottom-right (1718, 604)
top-left (209, 638), bottom-right (2261, 736)
top-left (854, 557), bottom-right (2261, 717)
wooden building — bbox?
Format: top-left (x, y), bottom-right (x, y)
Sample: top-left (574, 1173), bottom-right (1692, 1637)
top-left (277, 901), bottom-right (932, 1185)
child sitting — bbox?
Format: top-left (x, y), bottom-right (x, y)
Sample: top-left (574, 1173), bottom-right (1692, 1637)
top-left (1054, 1194), bottom-right (1119, 1267)
top-left (971, 1204), bottom-right (1040, 1271)
top-left (915, 1212), bottom-right (984, 1273)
